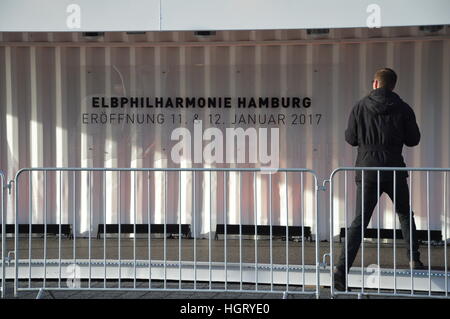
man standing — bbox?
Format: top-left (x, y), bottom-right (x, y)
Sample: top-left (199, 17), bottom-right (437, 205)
top-left (334, 68), bottom-right (425, 291)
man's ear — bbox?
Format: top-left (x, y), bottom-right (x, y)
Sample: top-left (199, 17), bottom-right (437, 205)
top-left (372, 79), bottom-right (379, 90)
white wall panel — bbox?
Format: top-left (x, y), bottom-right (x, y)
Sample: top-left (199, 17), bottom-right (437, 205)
top-left (0, 0), bottom-right (161, 32)
top-left (2, 0), bottom-right (450, 31)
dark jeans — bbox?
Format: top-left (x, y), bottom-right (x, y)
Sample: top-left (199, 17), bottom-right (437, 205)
top-left (336, 177), bottom-right (420, 273)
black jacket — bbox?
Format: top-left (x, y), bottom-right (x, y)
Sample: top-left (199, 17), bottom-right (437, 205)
top-left (345, 87), bottom-right (421, 182)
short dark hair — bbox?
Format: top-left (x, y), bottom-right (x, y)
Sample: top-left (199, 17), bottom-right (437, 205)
top-left (374, 68), bottom-right (397, 90)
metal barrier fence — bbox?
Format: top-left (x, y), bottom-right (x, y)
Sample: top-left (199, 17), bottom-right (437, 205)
top-left (0, 166), bottom-right (448, 299)
top-left (12, 167), bottom-right (320, 299)
top-left (0, 171), bottom-right (5, 298)
top-left (329, 167), bottom-right (449, 299)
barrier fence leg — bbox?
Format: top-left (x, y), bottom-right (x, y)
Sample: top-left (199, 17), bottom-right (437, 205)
top-left (36, 288), bottom-right (55, 299)
top-left (36, 289), bottom-right (45, 299)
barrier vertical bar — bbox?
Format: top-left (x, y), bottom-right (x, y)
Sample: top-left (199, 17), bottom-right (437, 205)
top-left (409, 170), bottom-right (413, 294)
top-left (103, 171), bottom-right (106, 288)
top-left (223, 171), bottom-right (226, 290)
top-left (73, 171), bottom-right (77, 289)
top-left (377, 170), bottom-right (380, 293)
top-left (44, 171), bottom-right (48, 288)
top-left (14, 171), bottom-right (19, 297)
top-left (269, 173), bottom-right (273, 291)
top-left (344, 171), bottom-right (348, 292)
top-left (178, 170), bottom-right (182, 290)
top-left (427, 171), bottom-right (431, 295)
top-left (361, 170), bottom-right (365, 295)
top-left (393, 171), bottom-right (397, 294)
top-left (28, 172), bottom-right (32, 288)
top-left (285, 172), bottom-right (289, 293)
top-left (133, 171), bottom-right (137, 289)
top-left (445, 171), bottom-right (448, 297)
top-left (301, 172), bottom-right (305, 292)
top-left (1, 172), bottom-right (5, 298)
top-left (315, 174), bottom-right (320, 299)
top-left (88, 171), bottom-right (92, 288)
top-left (329, 171), bottom-right (334, 297)
top-left (164, 171), bottom-right (167, 289)
top-left (58, 171), bottom-right (62, 288)
top-left (118, 171), bottom-right (121, 288)
top-left (147, 171), bottom-right (151, 289)
top-left (193, 171), bottom-right (197, 290)
top-left (239, 171), bottom-right (242, 291)
top-left (254, 171), bottom-right (258, 291)
top-left (13, 173), bottom-right (19, 297)
top-left (209, 171), bottom-right (212, 290)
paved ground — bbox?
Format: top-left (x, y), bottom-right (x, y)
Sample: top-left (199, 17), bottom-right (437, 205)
top-left (5, 280), bottom-right (415, 299)
top-left (3, 281), bottom-right (320, 299)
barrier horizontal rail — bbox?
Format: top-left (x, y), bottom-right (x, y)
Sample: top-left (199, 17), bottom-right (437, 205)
top-left (12, 167), bottom-right (320, 299)
top-left (329, 167), bottom-right (449, 299)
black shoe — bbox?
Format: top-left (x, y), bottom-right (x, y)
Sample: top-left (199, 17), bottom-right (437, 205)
top-left (409, 260), bottom-right (426, 270)
top-left (333, 270), bottom-right (347, 292)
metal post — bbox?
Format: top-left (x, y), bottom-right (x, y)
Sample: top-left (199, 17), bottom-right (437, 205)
top-left (58, 171), bottom-right (62, 288)
top-left (88, 171), bottom-right (92, 288)
top-left (14, 172), bottom-right (19, 297)
top-left (329, 172), bottom-right (334, 297)
top-left (409, 170), bottom-right (413, 294)
top-left (1, 173), bottom-right (5, 298)
top-left (147, 171), bottom-right (151, 289)
top-left (314, 175), bottom-right (320, 299)
top-left (361, 170), bottom-right (365, 295)
top-left (28, 172), bottom-right (32, 289)
top-left (301, 172), bottom-right (305, 292)
top-left (285, 172), bottom-right (289, 294)
top-left (444, 171), bottom-right (448, 297)
top-left (269, 173), bottom-right (273, 291)
top-left (427, 171), bottom-right (431, 295)
top-left (393, 171), bottom-right (397, 294)
top-left (179, 171), bottom-right (182, 289)
top-left (103, 171), bottom-right (106, 288)
top-left (133, 171), bottom-right (137, 289)
top-left (209, 171), bottom-right (212, 290)
top-left (118, 171), bottom-right (121, 288)
top-left (223, 171), bottom-right (226, 290)
top-left (193, 171), bottom-right (197, 289)
top-left (254, 171), bottom-right (258, 291)
top-left (164, 172), bottom-right (167, 289)
top-left (377, 170), bottom-right (380, 293)
top-left (44, 171), bottom-right (48, 289)
top-left (344, 171), bottom-right (348, 292)
top-left (73, 171), bottom-right (77, 289)
top-left (239, 171), bottom-right (243, 290)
